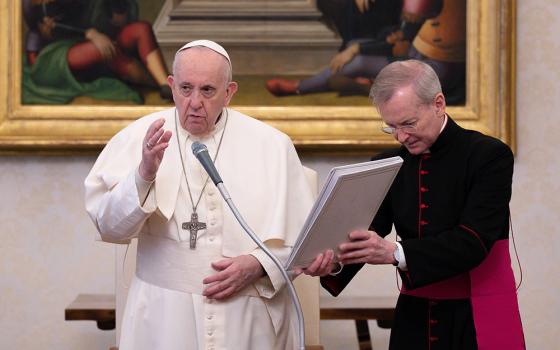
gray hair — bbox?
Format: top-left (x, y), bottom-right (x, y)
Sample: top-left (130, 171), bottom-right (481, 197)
top-left (172, 46), bottom-right (232, 83)
top-left (369, 60), bottom-right (442, 107)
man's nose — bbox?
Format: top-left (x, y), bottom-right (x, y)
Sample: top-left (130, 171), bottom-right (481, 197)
top-left (189, 90), bottom-right (203, 109)
top-left (395, 129), bottom-right (409, 143)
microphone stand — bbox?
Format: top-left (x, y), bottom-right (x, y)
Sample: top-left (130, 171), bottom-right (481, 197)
top-left (216, 182), bottom-right (306, 350)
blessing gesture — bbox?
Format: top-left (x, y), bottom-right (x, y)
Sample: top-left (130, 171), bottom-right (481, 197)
top-left (139, 118), bottom-right (172, 181)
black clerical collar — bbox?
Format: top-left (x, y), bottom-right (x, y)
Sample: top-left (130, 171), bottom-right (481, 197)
top-left (428, 115), bottom-right (461, 153)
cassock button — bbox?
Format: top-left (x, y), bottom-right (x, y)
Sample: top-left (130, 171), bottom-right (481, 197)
top-left (420, 220), bottom-right (428, 226)
top-left (207, 314), bottom-right (213, 320)
top-left (207, 330), bottom-right (213, 336)
top-left (429, 319), bottom-right (439, 324)
top-left (209, 236), bottom-right (215, 242)
top-left (429, 336), bottom-right (439, 342)
top-left (420, 203), bottom-right (428, 209)
top-left (420, 187), bottom-right (429, 193)
top-left (420, 170), bottom-right (429, 175)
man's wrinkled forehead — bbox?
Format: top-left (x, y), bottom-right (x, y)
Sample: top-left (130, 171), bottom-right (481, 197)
top-left (175, 39), bottom-right (231, 69)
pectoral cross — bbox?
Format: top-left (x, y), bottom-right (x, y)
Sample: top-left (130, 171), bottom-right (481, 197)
top-left (182, 212), bottom-right (206, 249)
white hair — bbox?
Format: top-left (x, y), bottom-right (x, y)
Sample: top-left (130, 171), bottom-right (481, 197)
top-left (370, 60), bottom-right (442, 107)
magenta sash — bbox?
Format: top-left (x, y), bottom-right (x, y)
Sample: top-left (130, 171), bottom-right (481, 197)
top-left (401, 239), bottom-right (525, 349)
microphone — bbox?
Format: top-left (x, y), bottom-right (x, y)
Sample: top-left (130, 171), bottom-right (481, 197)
top-left (191, 142), bottom-right (223, 185)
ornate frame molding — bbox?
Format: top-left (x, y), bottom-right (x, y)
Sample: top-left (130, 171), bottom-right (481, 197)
top-left (0, 1), bottom-right (515, 155)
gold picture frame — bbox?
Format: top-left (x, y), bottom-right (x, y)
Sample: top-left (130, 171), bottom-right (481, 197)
top-left (0, 1), bottom-right (515, 155)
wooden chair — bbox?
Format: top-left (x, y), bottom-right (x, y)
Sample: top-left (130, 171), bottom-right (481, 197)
top-left (320, 295), bottom-right (396, 350)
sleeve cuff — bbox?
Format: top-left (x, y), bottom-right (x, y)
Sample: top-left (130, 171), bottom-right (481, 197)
top-left (135, 168), bottom-right (156, 212)
top-left (250, 248), bottom-right (290, 299)
top-left (395, 241), bottom-right (408, 271)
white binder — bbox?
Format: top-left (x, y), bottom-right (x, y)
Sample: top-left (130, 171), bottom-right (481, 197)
top-left (286, 157), bottom-right (403, 270)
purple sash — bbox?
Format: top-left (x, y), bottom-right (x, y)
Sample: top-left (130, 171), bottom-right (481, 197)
top-left (401, 239), bottom-right (525, 349)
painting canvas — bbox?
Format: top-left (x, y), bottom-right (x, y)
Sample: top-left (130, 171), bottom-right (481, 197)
top-left (0, 0), bottom-right (515, 154)
top-left (259, 0), bottom-right (466, 107)
top-left (21, 0), bottom-right (171, 106)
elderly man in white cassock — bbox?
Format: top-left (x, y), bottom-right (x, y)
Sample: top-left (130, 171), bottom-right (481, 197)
top-left (85, 40), bottom-right (315, 350)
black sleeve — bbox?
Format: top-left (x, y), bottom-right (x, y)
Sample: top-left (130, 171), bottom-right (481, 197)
top-left (320, 263), bottom-right (365, 296)
top-left (370, 188), bottom-right (394, 237)
top-left (369, 149), bottom-right (400, 237)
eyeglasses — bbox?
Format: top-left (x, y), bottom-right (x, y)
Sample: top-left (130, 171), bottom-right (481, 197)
top-left (381, 121), bottom-right (418, 135)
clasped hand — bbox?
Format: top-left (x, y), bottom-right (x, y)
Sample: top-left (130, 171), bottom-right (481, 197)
top-left (203, 255), bottom-right (264, 300)
top-left (303, 230), bottom-right (397, 277)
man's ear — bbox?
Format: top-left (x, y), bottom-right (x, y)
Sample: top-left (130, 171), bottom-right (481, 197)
top-left (224, 81), bottom-right (238, 105)
top-left (167, 75), bottom-right (174, 89)
top-left (433, 92), bottom-right (446, 115)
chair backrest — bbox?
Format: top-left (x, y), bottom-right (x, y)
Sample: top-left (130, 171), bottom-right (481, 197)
top-left (115, 166), bottom-right (321, 346)
top-left (293, 166), bottom-right (321, 345)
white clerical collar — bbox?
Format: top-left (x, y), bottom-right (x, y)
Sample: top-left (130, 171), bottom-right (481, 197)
top-left (440, 113), bottom-right (448, 133)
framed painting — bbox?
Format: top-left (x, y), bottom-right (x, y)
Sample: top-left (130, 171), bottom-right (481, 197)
top-left (0, 0), bottom-right (515, 155)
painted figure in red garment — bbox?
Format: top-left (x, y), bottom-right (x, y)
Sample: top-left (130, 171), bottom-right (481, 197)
top-left (23, 0), bottom-right (171, 104)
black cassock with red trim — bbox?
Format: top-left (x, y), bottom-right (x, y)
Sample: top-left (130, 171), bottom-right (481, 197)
top-left (321, 116), bottom-right (524, 350)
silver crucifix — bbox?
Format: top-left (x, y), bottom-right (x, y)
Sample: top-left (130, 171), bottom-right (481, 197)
top-left (182, 212), bottom-right (207, 249)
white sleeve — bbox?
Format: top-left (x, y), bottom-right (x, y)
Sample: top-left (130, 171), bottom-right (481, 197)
top-left (249, 242), bottom-right (292, 299)
top-left (89, 169), bottom-right (157, 243)
top-left (135, 167), bottom-right (156, 207)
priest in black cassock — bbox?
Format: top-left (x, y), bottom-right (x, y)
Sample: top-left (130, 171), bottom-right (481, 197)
top-left (304, 60), bottom-right (525, 350)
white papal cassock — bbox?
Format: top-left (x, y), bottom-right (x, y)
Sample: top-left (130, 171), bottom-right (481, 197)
top-left (85, 107), bottom-right (315, 350)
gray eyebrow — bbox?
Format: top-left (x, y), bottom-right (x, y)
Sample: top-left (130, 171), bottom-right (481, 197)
top-left (386, 117), bottom-right (416, 127)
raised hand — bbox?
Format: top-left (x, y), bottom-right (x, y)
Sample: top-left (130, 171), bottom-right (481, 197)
top-left (138, 118), bottom-right (172, 181)
top-left (202, 255), bottom-right (264, 300)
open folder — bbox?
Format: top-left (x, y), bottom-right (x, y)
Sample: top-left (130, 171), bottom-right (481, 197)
top-left (286, 156), bottom-right (403, 270)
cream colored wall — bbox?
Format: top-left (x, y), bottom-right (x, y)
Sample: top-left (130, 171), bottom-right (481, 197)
top-left (0, 157), bottom-right (116, 349)
top-left (1, 1), bottom-right (559, 348)
top-left (510, 0), bottom-right (560, 347)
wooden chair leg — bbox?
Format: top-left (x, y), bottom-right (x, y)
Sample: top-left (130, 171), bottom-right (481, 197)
top-left (355, 319), bottom-right (373, 350)
top-left (377, 319), bottom-right (394, 329)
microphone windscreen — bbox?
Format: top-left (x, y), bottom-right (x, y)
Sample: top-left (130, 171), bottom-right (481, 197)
top-left (190, 141), bottom-right (223, 185)
top-left (191, 141), bottom-right (207, 155)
